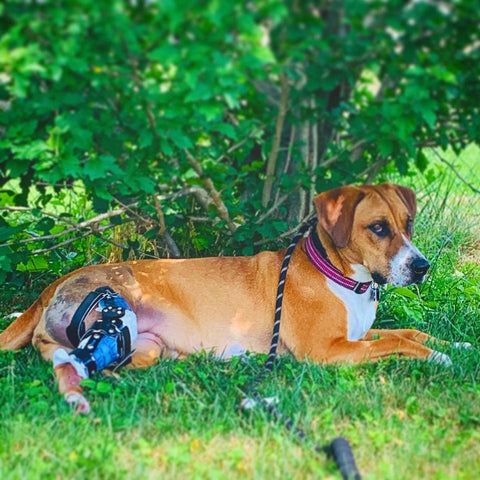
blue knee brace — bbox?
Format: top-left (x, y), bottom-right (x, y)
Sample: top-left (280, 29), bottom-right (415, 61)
top-left (53, 288), bottom-right (137, 378)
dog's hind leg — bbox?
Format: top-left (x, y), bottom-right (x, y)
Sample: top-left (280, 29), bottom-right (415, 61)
top-left (54, 363), bottom-right (91, 414)
top-left (129, 334), bottom-right (165, 368)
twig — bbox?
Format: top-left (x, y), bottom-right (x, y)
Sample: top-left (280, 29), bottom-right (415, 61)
top-left (255, 194), bottom-right (290, 225)
top-left (274, 125), bottom-right (296, 208)
top-left (1, 186), bottom-right (226, 254)
top-left (153, 195), bottom-right (167, 236)
top-left (152, 195), bottom-right (181, 258)
top-left (214, 125), bottom-right (265, 163)
top-left (320, 139), bottom-right (367, 168)
top-left (254, 215), bottom-right (311, 247)
top-left (111, 196), bottom-right (152, 225)
top-left (262, 72), bottom-right (289, 207)
top-left (92, 232), bottom-right (130, 251)
top-left (254, 212), bottom-right (316, 247)
top-left (310, 98), bottom-right (318, 206)
top-left (183, 149), bottom-right (236, 232)
top-left (0, 187), bottom-right (218, 249)
top-left (0, 208), bottom-right (126, 248)
top-left (31, 221), bottom-right (134, 255)
top-left (432, 149), bottom-right (480, 194)
top-left (0, 206), bottom-right (31, 212)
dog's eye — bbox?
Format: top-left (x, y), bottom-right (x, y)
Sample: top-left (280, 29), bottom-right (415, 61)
top-left (369, 222), bottom-right (389, 237)
top-left (407, 218), bottom-right (414, 237)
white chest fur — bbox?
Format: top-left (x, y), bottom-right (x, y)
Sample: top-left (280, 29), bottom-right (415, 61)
top-left (325, 279), bottom-right (377, 341)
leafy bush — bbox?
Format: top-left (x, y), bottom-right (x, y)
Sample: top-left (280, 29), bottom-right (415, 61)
top-left (1, 1), bottom-right (479, 283)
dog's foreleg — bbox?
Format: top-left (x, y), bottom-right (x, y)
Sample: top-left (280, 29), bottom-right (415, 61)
top-left (320, 337), bottom-right (451, 365)
top-left (363, 328), bottom-right (435, 345)
top-left (364, 328), bottom-right (471, 352)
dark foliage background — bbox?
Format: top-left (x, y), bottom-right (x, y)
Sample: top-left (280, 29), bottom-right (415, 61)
top-left (1, 0), bottom-right (479, 283)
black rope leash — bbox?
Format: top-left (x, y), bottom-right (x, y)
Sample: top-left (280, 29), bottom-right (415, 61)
top-left (244, 217), bottom-right (362, 480)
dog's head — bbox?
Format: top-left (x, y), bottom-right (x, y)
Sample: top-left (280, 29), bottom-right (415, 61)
top-left (313, 183), bottom-right (430, 287)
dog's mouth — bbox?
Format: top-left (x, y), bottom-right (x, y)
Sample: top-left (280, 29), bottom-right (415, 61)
top-left (371, 271), bottom-right (388, 285)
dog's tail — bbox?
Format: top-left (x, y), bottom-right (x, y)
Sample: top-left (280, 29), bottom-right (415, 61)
top-left (0, 298), bottom-right (44, 350)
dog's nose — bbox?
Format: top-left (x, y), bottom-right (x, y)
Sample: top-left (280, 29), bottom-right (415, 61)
top-left (412, 257), bottom-right (430, 277)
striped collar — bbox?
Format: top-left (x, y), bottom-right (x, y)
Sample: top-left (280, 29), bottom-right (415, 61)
top-left (305, 230), bottom-right (372, 294)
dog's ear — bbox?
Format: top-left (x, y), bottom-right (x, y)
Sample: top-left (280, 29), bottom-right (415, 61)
top-left (393, 185), bottom-right (417, 219)
top-left (313, 186), bottom-right (365, 248)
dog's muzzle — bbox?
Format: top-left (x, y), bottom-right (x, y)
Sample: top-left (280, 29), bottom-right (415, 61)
top-left (388, 236), bottom-right (431, 287)
top-left (411, 256), bottom-right (430, 283)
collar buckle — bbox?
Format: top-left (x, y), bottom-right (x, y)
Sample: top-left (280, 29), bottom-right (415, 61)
top-left (353, 282), bottom-right (364, 294)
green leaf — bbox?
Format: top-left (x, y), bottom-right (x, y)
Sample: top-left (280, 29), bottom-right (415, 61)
top-left (169, 130), bottom-right (193, 149)
top-left (139, 130), bottom-right (154, 149)
top-left (421, 108), bottom-right (436, 128)
top-left (35, 216), bottom-right (55, 234)
top-left (85, 155), bottom-right (121, 181)
top-left (198, 103), bottom-right (223, 122)
top-left (378, 138), bottom-right (393, 158)
top-left (17, 255), bottom-right (49, 272)
top-left (11, 140), bottom-right (49, 160)
top-left (96, 381), bottom-right (113, 393)
top-left (416, 150), bottom-right (429, 172)
top-left (393, 287), bottom-right (418, 300)
top-left (223, 92), bottom-right (240, 109)
top-left (79, 378), bottom-right (96, 389)
top-left (215, 123), bottom-right (237, 139)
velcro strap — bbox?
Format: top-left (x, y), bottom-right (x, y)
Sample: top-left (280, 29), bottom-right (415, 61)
top-left (70, 346), bottom-right (98, 377)
top-left (66, 286), bottom-right (116, 347)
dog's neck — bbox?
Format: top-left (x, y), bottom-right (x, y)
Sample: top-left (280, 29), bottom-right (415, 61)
top-left (305, 228), bottom-right (372, 294)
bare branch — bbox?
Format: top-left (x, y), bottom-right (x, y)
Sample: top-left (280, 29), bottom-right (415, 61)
top-left (214, 125), bottom-right (265, 163)
top-left (262, 72), bottom-right (289, 208)
top-left (31, 221), bottom-right (134, 255)
top-left (0, 208), bottom-right (126, 248)
top-left (320, 139), bottom-right (367, 168)
top-left (111, 196), bottom-right (151, 225)
top-left (255, 194), bottom-right (290, 225)
top-left (1, 185), bottom-right (227, 255)
top-left (184, 149), bottom-right (236, 232)
top-left (254, 212), bottom-right (316, 247)
top-left (310, 98), bottom-right (319, 206)
top-left (152, 195), bottom-right (181, 258)
top-left (153, 195), bottom-right (166, 236)
top-left (432, 150), bottom-right (480, 194)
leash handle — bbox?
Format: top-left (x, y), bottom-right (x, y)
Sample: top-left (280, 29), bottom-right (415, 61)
top-left (328, 437), bottom-right (362, 480)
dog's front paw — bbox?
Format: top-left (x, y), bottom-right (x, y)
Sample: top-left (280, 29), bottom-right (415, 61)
top-left (452, 342), bottom-right (472, 349)
top-left (428, 350), bottom-right (453, 367)
top-left (65, 392), bottom-right (91, 415)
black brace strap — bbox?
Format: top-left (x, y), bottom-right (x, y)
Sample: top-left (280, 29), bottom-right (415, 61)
top-left (70, 311), bottom-right (133, 376)
top-left (66, 286), bottom-right (117, 347)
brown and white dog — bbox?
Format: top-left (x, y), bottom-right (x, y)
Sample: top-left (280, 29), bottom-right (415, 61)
top-left (0, 183), bottom-right (466, 413)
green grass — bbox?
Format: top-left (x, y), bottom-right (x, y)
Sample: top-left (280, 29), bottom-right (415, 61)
top-left (1, 148), bottom-right (479, 479)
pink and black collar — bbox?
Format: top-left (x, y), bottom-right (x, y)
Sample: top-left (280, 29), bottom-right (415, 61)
top-left (305, 230), bottom-right (372, 294)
